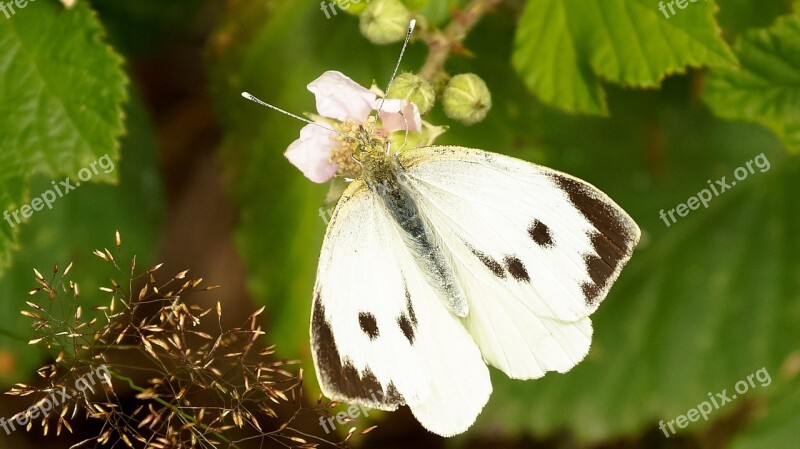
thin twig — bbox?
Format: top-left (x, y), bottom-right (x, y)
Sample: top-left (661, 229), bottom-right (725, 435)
top-left (418, 0), bottom-right (503, 80)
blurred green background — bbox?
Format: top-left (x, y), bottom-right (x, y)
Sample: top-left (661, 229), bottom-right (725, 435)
top-left (0, 0), bottom-right (798, 447)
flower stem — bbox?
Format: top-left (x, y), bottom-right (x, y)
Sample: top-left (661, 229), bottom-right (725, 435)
top-left (418, 0), bottom-right (503, 80)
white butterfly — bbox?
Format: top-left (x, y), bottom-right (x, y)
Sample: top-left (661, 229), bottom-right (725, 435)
top-left (242, 22), bottom-right (640, 438)
top-left (309, 143), bottom-right (640, 436)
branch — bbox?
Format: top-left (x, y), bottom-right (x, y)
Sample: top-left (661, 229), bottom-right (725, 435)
top-left (418, 0), bottom-right (503, 80)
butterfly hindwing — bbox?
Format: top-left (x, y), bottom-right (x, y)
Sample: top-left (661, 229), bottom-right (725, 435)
top-left (398, 145), bottom-right (641, 379)
top-left (311, 180), bottom-right (492, 436)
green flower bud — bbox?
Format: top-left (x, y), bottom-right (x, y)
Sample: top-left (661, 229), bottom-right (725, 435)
top-left (386, 72), bottom-right (436, 114)
top-left (359, 0), bottom-right (411, 45)
top-left (442, 73), bottom-right (492, 125)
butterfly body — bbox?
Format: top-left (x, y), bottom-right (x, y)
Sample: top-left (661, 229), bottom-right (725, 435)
top-left (363, 150), bottom-right (470, 318)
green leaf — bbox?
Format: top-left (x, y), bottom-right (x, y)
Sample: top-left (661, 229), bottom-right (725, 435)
top-left (0, 92), bottom-right (164, 384)
top-left (715, 0), bottom-right (794, 36)
top-left (703, 14), bottom-right (800, 154)
top-left (512, 0), bottom-right (735, 115)
top-left (0, 0), bottom-right (127, 273)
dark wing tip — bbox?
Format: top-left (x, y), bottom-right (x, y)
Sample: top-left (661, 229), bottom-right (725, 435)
top-left (311, 295), bottom-right (406, 410)
top-left (550, 174), bottom-right (640, 305)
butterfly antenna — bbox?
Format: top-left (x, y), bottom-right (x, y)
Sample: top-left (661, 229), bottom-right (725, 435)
top-left (370, 19), bottom-right (416, 133)
top-left (241, 92), bottom-right (341, 136)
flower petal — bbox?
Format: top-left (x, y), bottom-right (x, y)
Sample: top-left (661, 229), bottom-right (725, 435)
top-left (308, 71), bottom-right (376, 122)
top-left (373, 98), bottom-right (422, 133)
top-left (284, 124), bottom-right (339, 183)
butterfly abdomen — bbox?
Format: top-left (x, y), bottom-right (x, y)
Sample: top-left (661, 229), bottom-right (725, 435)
top-left (364, 159), bottom-right (469, 318)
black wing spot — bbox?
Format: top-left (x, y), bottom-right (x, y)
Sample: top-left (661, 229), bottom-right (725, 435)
top-left (528, 219), bottom-right (554, 247)
top-left (358, 312), bottom-right (379, 340)
top-left (398, 315), bottom-right (415, 345)
top-left (469, 247), bottom-right (506, 278)
top-left (396, 282), bottom-right (419, 345)
top-left (504, 256), bottom-right (530, 283)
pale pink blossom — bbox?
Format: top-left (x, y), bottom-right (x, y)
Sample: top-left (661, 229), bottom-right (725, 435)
top-left (373, 98), bottom-right (422, 133)
top-left (284, 124), bottom-right (339, 183)
top-left (308, 71), bottom-right (376, 123)
top-left (284, 71), bottom-right (423, 183)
